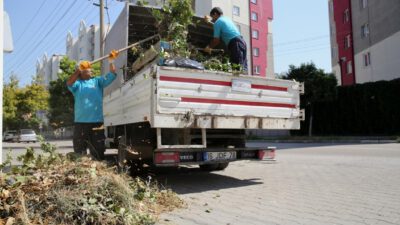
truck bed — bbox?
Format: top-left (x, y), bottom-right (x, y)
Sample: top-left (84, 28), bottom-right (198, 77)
top-left (103, 62), bottom-right (303, 130)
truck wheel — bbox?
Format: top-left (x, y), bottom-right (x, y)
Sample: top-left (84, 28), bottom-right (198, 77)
top-left (216, 162), bottom-right (229, 170)
top-left (117, 136), bottom-right (128, 172)
top-left (199, 164), bottom-right (219, 171)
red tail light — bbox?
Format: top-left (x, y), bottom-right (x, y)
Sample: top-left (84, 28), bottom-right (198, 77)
top-left (154, 152), bottom-right (180, 164)
top-left (258, 147), bottom-right (276, 160)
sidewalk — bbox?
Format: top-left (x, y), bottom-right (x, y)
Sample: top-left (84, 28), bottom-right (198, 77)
top-left (247, 136), bottom-right (399, 144)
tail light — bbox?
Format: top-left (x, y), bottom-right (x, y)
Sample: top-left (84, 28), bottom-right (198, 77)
top-left (154, 152), bottom-right (180, 164)
top-left (258, 147), bottom-right (276, 160)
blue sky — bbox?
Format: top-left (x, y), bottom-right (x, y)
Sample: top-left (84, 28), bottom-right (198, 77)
top-left (4, 0), bottom-right (331, 86)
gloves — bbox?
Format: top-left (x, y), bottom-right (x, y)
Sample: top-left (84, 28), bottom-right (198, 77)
top-left (79, 61), bottom-right (91, 70)
top-left (204, 15), bottom-right (212, 23)
top-left (109, 49), bottom-right (119, 63)
top-left (203, 46), bottom-right (212, 54)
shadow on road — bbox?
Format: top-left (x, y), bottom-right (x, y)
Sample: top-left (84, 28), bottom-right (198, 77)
top-left (151, 167), bottom-right (263, 195)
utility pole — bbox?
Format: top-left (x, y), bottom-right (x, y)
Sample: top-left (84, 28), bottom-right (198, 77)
top-left (100, 0), bottom-right (105, 72)
top-left (93, 0), bottom-right (105, 72)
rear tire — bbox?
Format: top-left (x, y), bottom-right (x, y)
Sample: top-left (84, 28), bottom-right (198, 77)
top-left (199, 164), bottom-right (219, 171)
top-left (216, 162), bottom-right (229, 170)
top-left (200, 162), bottom-right (230, 171)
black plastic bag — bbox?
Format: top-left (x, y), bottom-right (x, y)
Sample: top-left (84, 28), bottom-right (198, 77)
top-left (164, 57), bottom-right (204, 70)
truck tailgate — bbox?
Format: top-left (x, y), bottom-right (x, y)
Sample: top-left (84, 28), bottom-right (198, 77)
top-left (153, 67), bottom-right (303, 129)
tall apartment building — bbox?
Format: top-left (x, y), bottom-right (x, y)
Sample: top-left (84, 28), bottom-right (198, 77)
top-left (66, 20), bottom-right (101, 62)
top-left (329, 0), bottom-right (400, 85)
top-left (36, 53), bottom-right (63, 86)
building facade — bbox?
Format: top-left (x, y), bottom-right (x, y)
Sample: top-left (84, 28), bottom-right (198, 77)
top-left (36, 53), bottom-right (63, 86)
top-left (37, 20), bottom-right (101, 86)
top-left (329, 0), bottom-right (400, 85)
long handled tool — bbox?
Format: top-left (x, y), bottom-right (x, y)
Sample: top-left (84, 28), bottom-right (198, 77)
top-left (89, 34), bottom-right (160, 64)
top-left (195, 48), bottom-right (224, 53)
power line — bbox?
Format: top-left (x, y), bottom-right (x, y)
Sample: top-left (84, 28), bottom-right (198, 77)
top-left (15, 0), bottom-right (119, 81)
top-left (6, 0), bottom-right (78, 76)
top-left (4, 1), bottom-right (66, 74)
top-left (14, 0), bottom-right (49, 44)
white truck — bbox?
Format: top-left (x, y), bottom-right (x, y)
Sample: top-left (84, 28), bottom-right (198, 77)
top-left (102, 4), bottom-right (304, 170)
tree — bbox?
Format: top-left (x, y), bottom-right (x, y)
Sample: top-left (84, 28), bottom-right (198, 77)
top-left (3, 75), bottom-right (20, 130)
top-left (16, 77), bottom-right (49, 130)
top-left (283, 62), bottom-right (337, 136)
top-left (48, 56), bottom-right (101, 129)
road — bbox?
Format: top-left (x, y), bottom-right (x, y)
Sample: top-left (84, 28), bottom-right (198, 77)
top-left (156, 142), bottom-right (400, 225)
top-left (2, 141), bottom-right (400, 225)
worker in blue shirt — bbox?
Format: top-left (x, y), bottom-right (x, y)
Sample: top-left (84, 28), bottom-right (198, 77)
top-left (204, 7), bottom-right (248, 72)
top-left (67, 50), bottom-right (119, 160)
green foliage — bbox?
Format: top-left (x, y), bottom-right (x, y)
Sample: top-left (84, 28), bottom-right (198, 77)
top-left (152, 0), bottom-right (194, 57)
top-left (3, 74), bottom-right (49, 130)
top-left (2, 75), bottom-right (20, 130)
top-left (282, 62), bottom-right (338, 135)
top-left (0, 138), bottom-right (183, 224)
top-left (48, 57), bottom-right (76, 128)
top-left (312, 78), bottom-right (400, 135)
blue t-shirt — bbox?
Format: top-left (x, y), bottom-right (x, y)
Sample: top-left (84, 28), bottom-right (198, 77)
top-left (67, 73), bottom-right (116, 123)
top-left (213, 16), bottom-right (241, 45)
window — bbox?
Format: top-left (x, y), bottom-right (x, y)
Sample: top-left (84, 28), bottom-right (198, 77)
top-left (79, 47), bottom-right (83, 53)
top-left (344, 35), bottom-right (351, 49)
top-left (343, 9), bottom-right (349, 23)
top-left (253, 47), bottom-right (259, 57)
top-left (254, 65), bottom-right (260, 74)
top-left (251, 0), bottom-right (257, 4)
top-left (252, 29), bottom-right (259, 39)
top-left (251, 12), bottom-right (258, 21)
top-left (233, 6), bottom-right (240, 16)
top-left (361, 23), bottom-right (369, 38)
top-left (360, 0), bottom-right (368, 9)
top-left (363, 52), bottom-right (371, 66)
top-left (347, 61), bottom-right (353, 74)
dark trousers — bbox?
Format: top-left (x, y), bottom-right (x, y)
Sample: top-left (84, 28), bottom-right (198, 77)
top-left (228, 36), bottom-right (248, 72)
top-left (73, 123), bottom-right (105, 160)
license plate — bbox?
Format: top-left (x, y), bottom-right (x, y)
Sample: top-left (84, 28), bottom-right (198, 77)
top-left (204, 151), bottom-right (237, 161)
top-left (232, 79), bottom-right (251, 92)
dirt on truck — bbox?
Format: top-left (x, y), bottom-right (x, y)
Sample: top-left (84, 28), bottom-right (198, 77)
top-left (102, 4), bottom-right (304, 171)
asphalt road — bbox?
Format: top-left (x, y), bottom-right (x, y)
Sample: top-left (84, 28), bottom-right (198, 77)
top-left (2, 140), bottom-right (400, 225)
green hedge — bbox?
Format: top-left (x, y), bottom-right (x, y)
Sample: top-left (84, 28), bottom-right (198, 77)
top-left (299, 78), bottom-right (400, 136)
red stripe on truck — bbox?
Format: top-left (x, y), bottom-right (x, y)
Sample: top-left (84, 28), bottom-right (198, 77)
top-left (181, 97), bottom-right (296, 109)
top-left (159, 76), bottom-right (288, 92)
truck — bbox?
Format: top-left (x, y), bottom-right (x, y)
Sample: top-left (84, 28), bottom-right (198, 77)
top-left (102, 4), bottom-right (304, 171)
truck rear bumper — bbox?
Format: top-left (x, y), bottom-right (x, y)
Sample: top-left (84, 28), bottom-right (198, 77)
top-left (153, 147), bottom-right (276, 167)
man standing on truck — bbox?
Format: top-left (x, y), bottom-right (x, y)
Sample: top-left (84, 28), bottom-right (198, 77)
top-left (67, 50), bottom-right (119, 160)
top-left (204, 7), bottom-right (248, 72)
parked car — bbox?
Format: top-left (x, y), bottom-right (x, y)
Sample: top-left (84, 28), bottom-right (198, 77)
top-left (3, 130), bottom-right (17, 142)
top-left (14, 129), bottom-right (37, 143)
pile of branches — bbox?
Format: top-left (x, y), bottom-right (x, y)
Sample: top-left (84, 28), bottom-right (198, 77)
top-left (0, 139), bottom-right (183, 225)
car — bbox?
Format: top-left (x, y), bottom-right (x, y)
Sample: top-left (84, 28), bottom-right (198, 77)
top-left (3, 130), bottom-right (17, 142)
top-left (15, 129), bottom-right (37, 143)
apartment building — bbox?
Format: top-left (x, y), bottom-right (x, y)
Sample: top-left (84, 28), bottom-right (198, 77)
top-left (329, 0), bottom-right (400, 85)
top-left (36, 53), bottom-right (63, 86)
top-left (37, 20), bottom-right (102, 86)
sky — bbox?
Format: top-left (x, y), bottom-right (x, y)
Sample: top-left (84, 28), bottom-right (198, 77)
top-left (4, 0), bottom-right (332, 86)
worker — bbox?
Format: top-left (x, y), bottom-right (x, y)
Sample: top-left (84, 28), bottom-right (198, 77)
top-left (204, 7), bottom-right (248, 72)
top-left (67, 50), bottom-right (119, 160)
